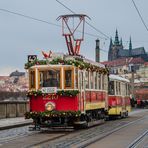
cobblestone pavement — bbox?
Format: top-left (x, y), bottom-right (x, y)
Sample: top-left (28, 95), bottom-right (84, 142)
top-left (0, 117), bottom-right (32, 129)
top-left (0, 125), bottom-right (37, 144)
top-left (0, 110), bottom-right (145, 147)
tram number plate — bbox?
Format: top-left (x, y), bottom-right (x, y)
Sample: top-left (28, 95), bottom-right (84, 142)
top-left (41, 87), bottom-right (57, 93)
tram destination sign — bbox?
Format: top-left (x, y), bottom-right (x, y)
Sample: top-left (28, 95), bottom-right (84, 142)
top-left (41, 87), bottom-right (57, 94)
top-left (28, 55), bottom-right (37, 63)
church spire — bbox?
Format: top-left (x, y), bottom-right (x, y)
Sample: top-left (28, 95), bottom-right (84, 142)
top-left (114, 29), bottom-right (119, 45)
top-left (129, 36), bottom-right (132, 56)
top-left (120, 38), bottom-right (123, 46)
top-left (109, 37), bottom-right (113, 48)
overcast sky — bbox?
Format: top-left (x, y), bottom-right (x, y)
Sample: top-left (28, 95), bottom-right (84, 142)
top-left (0, 0), bottom-right (148, 75)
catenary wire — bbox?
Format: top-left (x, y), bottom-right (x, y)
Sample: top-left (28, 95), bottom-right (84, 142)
top-left (0, 8), bottom-right (101, 38)
top-left (131, 0), bottom-right (148, 32)
top-left (56, 0), bottom-right (110, 40)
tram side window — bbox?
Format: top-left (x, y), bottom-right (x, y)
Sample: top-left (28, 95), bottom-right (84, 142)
top-left (98, 74), bottom-right (101, 90)
top-left (109, 81), bottom-right (114, 95)
top-left (95, 72), bottom-right (97, 89)
top-left (78, 71), bottom-right (83, 89)
top-left (90, 72), bottom-right (94, 89)
top-left (102, 74), bottom-right (108, 90)
top-left (102, 75), bottom-right (104, 90)
top-left (40, 70), bottom-right (60, 88)
top-left (30, 71), bottom-right (35, 89)
top-left (65, 70), bottom-right (72, 88)
top-left (126, 83), bottom-right (130, 96)
top-left (122, 83), bottom-right (125, 96)
top-left (85, 71), bottom-right (89, 89)
top-left (116, 81), bottom-right (118, 95)
top-left (118, 82), bottom-right (121, 95)
top-left (104, 74), bottom-right (108, 91)
top-left (75, 69), bottom-right (78, 89)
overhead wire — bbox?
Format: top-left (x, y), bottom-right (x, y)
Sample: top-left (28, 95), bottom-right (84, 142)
top-left (55, 0), bottom-right (109, 53)
top-left (0, 8), bottom-right (61, 27)
top-left (131, 0), bottom-right (148, 32)
top-left (0, 8), bottom-right (100, 38)
top-left (56, 0), bottom-right (110, 40)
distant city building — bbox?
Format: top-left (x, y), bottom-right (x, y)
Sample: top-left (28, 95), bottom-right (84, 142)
top-left (108, 30), bottom-right (148, 61)
top-left (9, 70), bottom-right (25, 77)
top-left (136, 62), bottom-right (148, 79)
top-left (0, 70), bottom-right (28, 92)
top-left (102, 57), bottom-right (145, 75)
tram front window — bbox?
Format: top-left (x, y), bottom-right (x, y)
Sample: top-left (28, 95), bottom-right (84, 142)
top-left (30, 71), bottom-right (35, 89)
top-left (65, 70), bottom-right (72, 88)
top-left (39, 69), bottom-right (60, 88)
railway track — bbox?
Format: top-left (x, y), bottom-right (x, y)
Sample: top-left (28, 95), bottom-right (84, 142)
top-left (0, 110), bottom-right (147, 148)
top-left (32, 115), bottom-right (147, 148)
top-left (128, 130), bottom-right (148, 148)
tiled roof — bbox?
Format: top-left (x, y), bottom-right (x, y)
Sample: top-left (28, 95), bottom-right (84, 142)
top-left (144, 62), bottom-right (148, 66)
top-left (0, 76), bottom-right (9, 80)
top-left (102, 57), bottom-right (145, 67)
top-left (131, 47), bottom-right (145, 55)
top-left (118, 47), bottom-right (146, 57)
top-left (118, 49), bottom-right (129, 57)
top-left (135, 88), bottom-right (148, 95)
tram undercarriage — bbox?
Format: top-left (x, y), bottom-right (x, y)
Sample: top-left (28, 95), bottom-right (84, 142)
top-left (32, 109), bottom-right (107, 130)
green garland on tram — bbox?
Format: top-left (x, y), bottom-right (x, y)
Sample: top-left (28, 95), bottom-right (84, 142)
top-left (27, 89), bottom-right (80, 97)
top-left (24, 58), bottom-right (109, 74)
top-left (25, 110), bottom-right (81, 119)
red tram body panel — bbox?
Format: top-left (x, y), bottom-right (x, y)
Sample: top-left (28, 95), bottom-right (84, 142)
top-left (30, 95), bottom-right (79, 112)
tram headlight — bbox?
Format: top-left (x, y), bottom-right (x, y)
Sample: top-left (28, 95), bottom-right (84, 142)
top-left (45, 102), bottom-right (55, 111)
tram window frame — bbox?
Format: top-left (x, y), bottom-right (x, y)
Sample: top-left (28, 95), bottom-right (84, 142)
top-left (75, 68), bottom-right (78, 89)
top-left (102, 74), bottom-right (104, 90)
top-left (126, 83), bottom-right (129, 96)
top-left (38, 68), bottom-right (61, 89)
top-left (121, 82), bottom-right (124, 96)
top-left (98, 73), bottom-right (101, 90)
top-left (29, 70), bottom-right (35, 89)
top-left (64, 67), bottom-right (74, 89)
top-left (90, 71), bottom-right (94, 89)
top-left (85, 71), bottom-right (89, 89)
top-left (118, 81), bottom-right (121, 95)
top-left (96, 72), bottom-right (99, 90)
top-left (116, 81), bottom-right (118, 95)
top-left (94, 72), bottom-right (97, 89)
top-left (109, 80), bottom-right (115, 95)
top-left (78, 70), bottom-right (83, 90)
top-left (104, 74), bottom-right (108, 91)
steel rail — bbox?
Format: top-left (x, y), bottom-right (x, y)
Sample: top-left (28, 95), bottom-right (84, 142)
top-left (127, 129), bottom-right (148, 148)
top-left (33, 115), bottom-right (148, 148)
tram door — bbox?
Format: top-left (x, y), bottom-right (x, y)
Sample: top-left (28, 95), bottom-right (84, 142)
top-left (78, 70), bottom-right (85, 112)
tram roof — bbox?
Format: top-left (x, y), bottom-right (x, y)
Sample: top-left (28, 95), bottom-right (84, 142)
top-left (109, 74), bottom-right (130, 83)
top-left (28, 53), bottom-right (106, 69)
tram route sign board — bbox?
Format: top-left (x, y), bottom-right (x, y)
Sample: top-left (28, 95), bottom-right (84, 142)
top-left (28, 55), bottom-right (37, 63)
top-left (41, 87), bottom-right (57, 94)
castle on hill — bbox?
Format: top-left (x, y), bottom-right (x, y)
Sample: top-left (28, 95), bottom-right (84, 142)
top-left (108, 30), bottom-right (148, 61)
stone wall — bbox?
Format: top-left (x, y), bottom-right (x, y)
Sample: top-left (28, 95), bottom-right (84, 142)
top-left (0, 101), bottom-right (29, 119)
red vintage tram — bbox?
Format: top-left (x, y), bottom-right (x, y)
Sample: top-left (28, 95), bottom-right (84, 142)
top-left (108, 74), bottom-right (131, 117)
top-left (25, 54), bottom-right (109, 128)
top-left (24, 14), bottom-right (131, 129)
